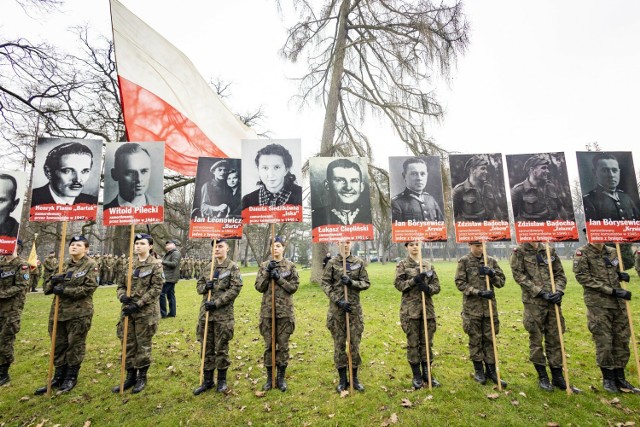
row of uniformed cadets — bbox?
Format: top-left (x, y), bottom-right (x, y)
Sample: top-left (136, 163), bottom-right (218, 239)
top-left (1, 236), bottom-right (640, 395)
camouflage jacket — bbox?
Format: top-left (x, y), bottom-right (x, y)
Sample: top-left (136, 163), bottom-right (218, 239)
top-left (0, 256), bottom-right (30, 318)
top-left (43, 255), bottom-right (58, 275)
top-left (44, 255), bottom-right (99, 322)
top-left (31, 263), bottom-right (42, 277)
top-left (321, 254), bottom-right (370, 318)
top-left (510, 243), bottom-right (566, 305)
top-left (455, 253), bottom-right (505, 317)
top-left (255, 258), bottom-right (299, 319)
top-left (117, 257), bottom-right (164, 321)
top-left (394, 256), bottom-right (440, 319)
top-left (196, 258), bottom-right (243, 322)
top-left (573, 244), bottom-right (626, 309)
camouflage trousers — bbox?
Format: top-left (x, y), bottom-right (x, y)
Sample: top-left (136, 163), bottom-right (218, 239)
top-left (259, 317), bottom-right (295, 367)
top-left (461, 312), bottom-right (499, 363)
top-left (327, 310), bottom-right (364, 369)
top-left (0, 315), bottom-right (21, 365)
top-left (48, 316), bottom-right (92, 367)
top-left (30, 275), bottom-right (39, 290)
top-left (523, 303), bottom-right (565, 367)
top-left (197, 319), bottom-right (234, 371)
top-left (587, 305), bottom-right (630, 369)
top-left (117, 316), bottom-right (159, 369)
top-left (401, 316), bottom-right (436, 365)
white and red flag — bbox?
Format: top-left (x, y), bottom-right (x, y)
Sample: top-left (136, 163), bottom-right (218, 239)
top-left (110, 0), bottom-right (255, 176)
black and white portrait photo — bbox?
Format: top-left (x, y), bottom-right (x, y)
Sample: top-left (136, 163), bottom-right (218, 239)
top-left (389, 156), bottom-right (445, 223)
top-left (192, 157), bottom-right (242, 219)
top-left (0, 170), bottom-right (26, 240)
top-left (310, 157), bottom-right (372, 228)
top-left (449, 153), bottom-right (509, 222)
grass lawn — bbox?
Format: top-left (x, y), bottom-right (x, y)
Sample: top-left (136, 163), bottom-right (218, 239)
top-left (1, 261), bottom-right (639, 426)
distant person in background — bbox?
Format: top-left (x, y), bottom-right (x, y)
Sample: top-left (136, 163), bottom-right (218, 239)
top-left (160, 239), bottom-right (182, 319)
top-left (105, 143), bottom-right (160, 209)
top-left (43, 251), bottom-right (58, 284)
top-left (0, 174), bottom-right (21, 238)
top-left (31, 143), bottom-right (98, 207)
top-left (322, 252), bottom-right (332, 269)
top-left (30, 260), bottom-right (42, 292)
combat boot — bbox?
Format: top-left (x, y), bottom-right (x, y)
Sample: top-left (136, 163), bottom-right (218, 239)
top-left (132, 366), bottom-right (148, 393)
top-left (485, 363), bottom-right (507, 388)
top-left (35, 365), bottom-right (67, 395)
top-left (336, 367), bottom-right (349, 393)
top-left (601, 368), bottom-right (619, 393)
top-left (193, 370), bottom-right (214, 395)
top-left (262, 367), bottom-right (273, 391)
top-left (352, 367), bottom-right (364, 392)
top-left (410, 363), bottom-right (423, 389)
top-left (534, 364), bottom-right (553, 391)
top-left (0, 364), bottom-right (9, 386)
top-left (614, 368), bottom-right (640, 394)
top-left (472, 361), bottom-right (486, 385)
top-left (216, 369), bottom-right (228, 393)
top-left (276, 365), bottom-right (287, 392)
top-left (58, 365), bottom-right (80, 393)
top-left (422, 361), bottom-right (441, 388)
top-left (112, 368), bottom-right (137, 393)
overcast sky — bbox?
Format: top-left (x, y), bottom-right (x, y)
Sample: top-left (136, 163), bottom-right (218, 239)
top-left (5, 0), bottom-right (640, 176)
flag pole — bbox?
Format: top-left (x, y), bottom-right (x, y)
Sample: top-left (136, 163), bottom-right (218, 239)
top-left (418, 243), bottom-right (433, 391)
top-left (482, 241), bottom-right (502, 391)
top-left (199, 239), bottom-right (217, 385)
top-left (270, 224), bottom-right (276, 388)
top-left (46, 222), bottom-right (67, 396)
top-left (119, 225), bottom-right (135, 394)
top-left (342, 241), bottom-right (354, 395)
top-left (616, 243), bottom-right (640, 384)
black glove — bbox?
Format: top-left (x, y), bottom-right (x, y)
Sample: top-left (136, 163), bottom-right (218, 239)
top-left (205, 280), bottom-right (215, 291)
top-left (617, 271), bottom-right (630, 282)
top-left (120, 295), bottom-right (134, 304)
top-left (418, 282), bottom-right (431, 295)
top-left (267, 260), bottom-right (278, 272)
top-left (478, 289), bottom-right (495, 299)
top-left (52, 285), bottom-right (64, 295)
top-left (549, 291), bottom-right (564, 305)
top-left (122, 304), bottom-right (139, 316)
top-left (413, 272), bottom-right (427, 285)
top-left (50, 274), bottom-right (65, 285)
top-left (336, 300), bottom-right (352, 313)
top-left (537, 290), bottom-right (553, 302)
top-left (613, 288), bottom-right (632, 300)
top-left (478, 266), bottom-right (496, 278)
top-left (270, 269), bottom-right (280, 281)
top-left (340, 275), bottom-right (352, 286)
top-left (204, 301), bottom-right (217, 311)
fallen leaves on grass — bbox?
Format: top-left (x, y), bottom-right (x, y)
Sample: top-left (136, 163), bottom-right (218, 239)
top-left (339, 390), bottom-right (349, 398)
top-left (254, 391), bottom-right (265, 398)
top-left (486, 393), bottom-right (499, 400)
top-left (263, 403), bottom-right (271, 412)
top-left (546, 422), bottom-right (559, 427)
top-left (400, 398), bottom-right (412, 408)
top-left (510, 400), bottom-right (519, 406)
top-left (381, 413), bottom-right (399, 426)
top-left (19, 396), bottom-right (29, 402)
top-left (35, 420), bottom-right (49, 427)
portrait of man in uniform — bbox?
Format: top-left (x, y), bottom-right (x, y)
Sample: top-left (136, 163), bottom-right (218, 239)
top-left (390, 157), bottom-right (444, 223)
top-left (0, 173), bottom-right (23, 239)
top-left (577, 152), bottom-right (640, 221)
top-left (192, 158), bottom-right (242, 219)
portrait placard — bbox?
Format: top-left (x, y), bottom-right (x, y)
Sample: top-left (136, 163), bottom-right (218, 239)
top-left (29, 137), bottom-right (102, 222)
top-left (189, 157), bottom-right (243, 239)
top-left (103, 141), bottom-right (165, 226)
top-left (310, 157), bottom-right (374, 243)
top-left (506, 152), bottom-right (578, 242)
top-left (240, 139), bottom-right (303, 224)
top-left (449, 153), bottom-right (511, 242)
top-left (389, 156), bottom-right (447, 242)
top-left (576, 151), bottom-right (640, 242)
top-left (0, 170), bottom-right (27, 255)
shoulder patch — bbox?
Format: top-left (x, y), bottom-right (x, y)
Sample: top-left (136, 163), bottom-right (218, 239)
top-left (21, 264), bottom-right (29, 270)
top-left (23, 273), bottom-right (30, 280)
top-left (575, 250), bottom-right (583, 257)
top-left (512, 248), bottom-right (518, 253)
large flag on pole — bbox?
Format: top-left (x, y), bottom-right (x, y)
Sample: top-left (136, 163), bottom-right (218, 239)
top-left (110, 0), bottom-right (255, 176)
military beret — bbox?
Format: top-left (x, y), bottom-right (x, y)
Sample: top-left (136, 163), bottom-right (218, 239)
top-left (404, 241), bottom-right (420, 247)
top-left (16, 239), bottom-right (23, 247)
top-left (135, 233), bottom-right (153, 243)
top-left (166, 239), bottom-right (180, 246)
top-left (523, 155), bottom-right (549, 171)
top-left (468, 241), bottom-right (482, 245)
top-left (210, 160), bottom-right (229, 173)
top-left (273, 236), bottom-right (285, 245)
top-left (212, 238), bottom-right (228, 246)
top-left (464, 155), bottom-right (489, 172)
top-left (68, 235), bottom-right (88, 245)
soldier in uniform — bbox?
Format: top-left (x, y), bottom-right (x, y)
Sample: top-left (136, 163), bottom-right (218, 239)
top-left (35, 236), bottom-right (99, 395)
top-left (510, 242), bottom-right (576, 392)
top-left (511, 155), bottom-right (563, 221)
top-left (193, 239), bottom-right (243, 395)
top-left (0, 240), bottom-right (30, 386)
top-left (43, 250), bottom-right (58, 285)
top-left (582, 153), bottom-right (640, 221)
top-left (114, 254), bottom-right (125, 286)
top-left (452, 155), bottom-right (503, 221)
top-left (254, 236), bottom-right (299, 392)
top-left (111, 233), bottom-right (163, 394)
top-left (30, 260), bottom-right (42, 292)
top-left (391, 157), bottom-right (444, 223)
top-left (573, 241), bottom-right (640, 393)
top-left (321, 241), bottom-right (370, 393)
top-left (394, 241), bottom-right (441, 389)
top-left (455, 241), bottom-right (507, 387)
top-left (104, 254), bottom-right (115, 285)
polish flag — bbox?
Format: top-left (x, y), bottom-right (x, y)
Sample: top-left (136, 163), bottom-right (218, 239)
top-left (110, 0), bottom-right (255, 176)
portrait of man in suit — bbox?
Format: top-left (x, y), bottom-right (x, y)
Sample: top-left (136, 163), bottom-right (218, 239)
top-left (0, 173), bottom-right (21, 238)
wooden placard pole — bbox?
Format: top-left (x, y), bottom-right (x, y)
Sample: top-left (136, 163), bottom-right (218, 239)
top-left (119, 225), bottom-right (136, 395)
top-left (46, 221), bottom-right (67, 396)
top-left (199, 239), bottom-right (217, 385)
top-left (615, 243), bottom-right (640, 385)
top-left (481, 242), bottom-right (502, 391)
top-left (418, 243), bottom-right (433, 391)
top-left (270, 224), bottom-right (277, 387)
top-left (342, 241), bottom-right (354, 395)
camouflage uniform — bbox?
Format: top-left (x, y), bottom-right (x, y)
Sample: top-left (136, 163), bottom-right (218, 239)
top-left (114, 255), bottom-right (125, 286)
top-left (43, 254), bottom-right (58, 284)
top-left (255, 258), bottom-right (299, 367)
top-left (321, 254), bottom-right (370, 369)
top-left (104, 255), bottom-right (115, 284)
top-left (0, 256), bottom-right (30, 368)
top-left (511, 179), bottom-right (561, 221)
top-left (454, 253), bottom-right (505, 363)
top-left (196, 258), bottom-right (243, 371)
top-left (30, 262), bottom-right (42, 291)
top-left (116, 257), bottom-right (163, 369)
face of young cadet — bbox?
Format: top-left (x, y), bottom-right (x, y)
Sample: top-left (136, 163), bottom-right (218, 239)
top-left (214, 242), bottom-right (229, 261)
top-left (47, 153), bottom-right (92, 198)
top-left (0, 178), bottom-right (19, 224)
top-left (406, 241), bottom-right (421, 257)
top-left (135, 239), bottom-right (152, 256)
top-left (272, 242), bottom-right (284, 259)
top-left (68, 241), bottom-right (88, 257)
top-left (403, 162), bottom-right (428, 193)
top-left (116, 151), bottom-right (151, 202)
top-left (227, 172), bottom-right (239, 189)
top-left (327, 167), bottom-right (363, 206)
top-left (594, 158), bottom-right (620, 192)
top-left (340, 241), bottom-right (352, 256)
top-left (469, 243), bottom-right (483, 257)
top-left (258, 154), bottom-right (287, 194)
